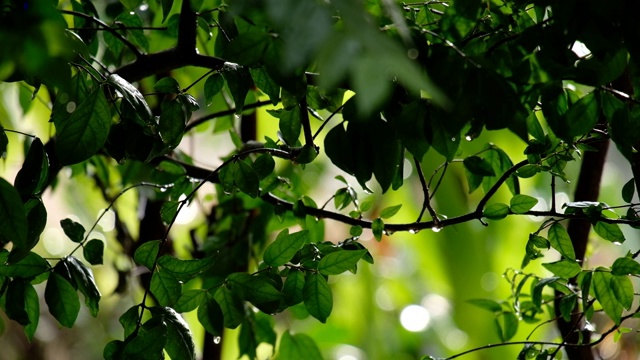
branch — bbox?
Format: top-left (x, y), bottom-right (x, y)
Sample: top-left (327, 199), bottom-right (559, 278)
top-left (414, 156), bottom-right (439, 224)
top-left (185, 99), bottom-right (274, 131)
top-left (300, 96), bottom-right (315, 147)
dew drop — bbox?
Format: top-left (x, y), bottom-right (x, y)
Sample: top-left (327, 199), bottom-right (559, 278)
top-left (213, 336), bottom-right (221, 344)
top-left (409, 229), bottom-right (420, 234)
top-left (314, 217), bottom-right (320, 222)
top-left (613, 241), bottom-right (622, 246)
top-left (66, 102), bottom-right (76, 113)
top-left (159, 187), bottom-right (168, 193)
top-left (383, 230), bottom-right (395, 236)
top-left (465, 135), bottom-right (472, 141)
top-left (431, 226), bottom-right (442, 233)
top-left (451, 137), bottom-right (456, 142)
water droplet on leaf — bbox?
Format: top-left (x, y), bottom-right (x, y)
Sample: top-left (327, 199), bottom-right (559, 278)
top-left (431, 226), bottom-right (442, 233)
top-left (465, 135), bottom-right (472, 141)
top-left (409, 229), bottom-right (420, 234)
top-left (213, 336), bottom-right (221, 344)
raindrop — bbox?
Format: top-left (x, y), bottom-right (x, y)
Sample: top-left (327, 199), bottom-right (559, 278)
top-left (465, 135), bottom-right (473, 141)
top-left (314, 217), bottom-right (320, 222)
top-left (66, 102), bottom-right (76, 113)
top-left (451, 137), bottom-right (456, 142)
top-left (613, 241), bottom-right (622, 246)
top-left (409, 229), bottom-right (420, 234)
top-left (159, 187), bottom-right (168, 193)
top-left (431, 226), bottom-right (442, 233)
top-left (383, 230), bottom-right (395, 236)
top-left (213, 336), bottom-right (221, 344)
top-left (139, 3), bottom-right (149, 11)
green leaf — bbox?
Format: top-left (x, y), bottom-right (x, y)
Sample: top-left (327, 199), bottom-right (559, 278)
top-left (463, 156), bottom-right (495, 176)
top-left (250, 67), bottom-right (280, 105)
top-left (593, 270), bottom-right (623, 325)
top-left (55, 86), bottom-right (111, 165)
top-left (204, 73), bottom-right (224, 107)
top-left (44, 273), bottom-right (80, 328)
top-left (107, 74), bottom-right (154, 127)
top-left (83, 239), bottom-right (104, 265)
top-left (0, 251), bottom-right (50, 278)
top-left (370, 118), bottom-right (403, 193)
top-left (279, 106), bottom-right (302, 146)
top-left (548, 222), bottom-right (576, 260)
top-left (380, 204), bottom-right (402, 219)
top-left (324, 123), bottom-right (355, 176)
top-left (303, 273), bottom-right (332, 323)
top-left (227, 273), bottom-right (282, 304)
top-left (542, 260), bottom-right (582, 279)
top-left (9, 197), bottom-right (46, 264)
top-left (392, 101), bottom-right (429, 161)
top-left (149, 306), bottom-right (196, 360)
top-left (66, 256), bottom-right (101, 317)
top-left (283, 269), bottom-right (306, 306)
top-left (174, 290), bottom-right (206, 313)
top-left (482, 146), bottom-right (519, 196)
top-left (134, 240), bottom-right (161, 270)
top-left (198, 294), bottom-right (224, 336)
top-left (611, 257), bottom-right (640, 276)
top-left (372, 218), bottom-right (384, 242)
top-left (23, 282), bottom-right (39, 341)
top-left (264, 229), bottom-right (308, 267)
top-left (559, 294), bottom-right (577, 322)
top-left (122, 319), bottom-right (167, 360)
top-left (119, 305), bottom-right (140, 338)
top-left (103, 340), bottom-right (125, 360)
top-left (5, 279), bottom-right (29, 325)
top-left (253, 153), bottom-right (275, 180)
top-left (622, 178), bottom-right (635, 203)
top-left (564, 92), bottom-right (599, 139)
top-left (277, 331), bottom-right (323, 360)
top-left (14, 138), bottom-right (49, 199)
top-left (532, 277), bottom-right (560, 310)
top-left (510, 194), bottom-right (538, 214)
top-left (611, 275), bottom-right (634, 310)
top-left (222, 65), bottom-right (253, 114)
top-left (160, 201), bottom-right (181, 225)
top-left (224, 31), bottom-right (270, 67)
top-left (60, 218), bottom-right (85, 243)
top-left (318, 249), bottom-right (367, 275)
top-left (593, 221), bottom-right (625, 243)
top-left (467, 298), bottom-right (502, 313)
top-left (150, 270), bottom-right (182, 306)
top-left (483, 203), bottom-right (509, 220)
top-left (159, 97), bottom-right (188, 149)
top-left (0, 177), bottom-right (28, 248)
top-left (154, 77), bottom-right (180, 93)
top-left (233, 160), bottom-right (260, 198)
top-left (498, 311), bottom-right (518, 342)
top-left (157, 254), bottom-right (217, 282)
top-left (214, 286), bottom-right (244, 329)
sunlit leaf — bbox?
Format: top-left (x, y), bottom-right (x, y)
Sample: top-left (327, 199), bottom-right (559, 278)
top-left (542, 259), bottom-right (581, 279)
top-left (483, 203), bottom-right (509, 220)
top-left (134, 240), bottom-right (161, 270)
top-left (611, 275), bottom-right (633, 310)
top-left (264, 229), bottom-right (308, 267)
top-left (548, 222), bottom-right (576, 260)
top-left (593, 221), bottom-right (625, 243)
top-left (277, 331), bottom-right (323, 360)
top-left (157, 254), bottom-right (217, 281)
top-left (318, 249), bottom-right (367, 275)
top-left (611, 257), bottom-right (640, 276)
top-left (510, 194), bottom-right (538, 214)
top-left (379, 204), bottom-right (402, 219)
top-left (372, 218), bottom-right (384, 242)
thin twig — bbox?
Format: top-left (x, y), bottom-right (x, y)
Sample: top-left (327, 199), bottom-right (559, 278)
top-left (185, 99), bottom-right (275, 131)
top-left (413, 156), bottom-right (439, 225)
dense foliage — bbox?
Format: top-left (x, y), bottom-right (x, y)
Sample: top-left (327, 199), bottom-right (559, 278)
top-left (1, 0), bottom-right (640, 359)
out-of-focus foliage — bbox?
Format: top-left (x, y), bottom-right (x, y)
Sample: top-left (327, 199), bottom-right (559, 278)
top-left (1, 0), bottom-right (640, 359)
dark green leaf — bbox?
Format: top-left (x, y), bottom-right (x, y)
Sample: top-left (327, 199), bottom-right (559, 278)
top-left (482, 146), bottom-right (519, 195)
top-left (463, 156), bottom-right (495, 176)
top-left (83, 239), bottom-right (104, 265)
top-left (0, 177), bottom-right (27, 248)
top-left (233, 160), bottom-right (260, 198)
top-left (559, 294), bottom-right (577, 322)
top-left (324, 123), bottom-right (354, 175)
top-left (303, 273), bottom-right (332, 323)
top-left (204, 74), bottom-right (224, 107)
top-left (150, 270), bottom-right (182, 306)
top-left (279, 106), bottom-right (301, 146)
top-left (154, 77), bottom-right (180, 93)
top-left (372, 218), bottom-right (384, 242)
top-left (60, 218), bottom-right (85, 243)
top-left (66, 256), bottom-right (101, 317)
top-left (253, 153), bottom-right (275, 180)
top-left (264, 229), bottom-right (308, 267)
top-left (392, 101), bottom-right (429, 161)
top-left (103, 341), bottom-right (125, 360)
top-left (277, 331), bottom-right (323, 360)
top-left (611, 275), bottom-right (634, 310)
top-left (197, 294), bottom-right (224, 336)
top-left (467, 298), bottom-right (502, 313)
top-left (214, 286), bottom-right (244, 329)
top-left (149, 306), bottom-right (196, 360)
top-left (160, 201), bottom-right (181, 225)
top-left (222, 65), bottom-right (253, 114)
top-left (593, 222), bottom-right (625, 243)
top-left (318, 249), bottom-right (367, 275)
top-left (510, 194), bottom-right (538, 214)
top-left (23, 282), bottom-right (38, 341)
top-left (0, 251), bottom-right (50, 278)
top-left (55, 86), bottom-right (111, 165)
top-left (134, 240), bottom-right (161, 270)
top-left (622, 178), bottom-right (635, 203)
top-left (122, 319), bottom-right (167, 360)
top-left (119, 305), bottom-right (140, 338)
top-left (107, 74), bottom-right (154, 126)
top-left (9, 197), bottom-right (47, 263)
top-left (483, 203), bottom-right (509, 220)
top-left (380, 204), bottom-right (402, 219)
top-left (611, 257), bottom-right (640, 276)
top-left (283, 269), bottom-right (306, 306)
top-left (370, 118), bottom-right (403, 193)
top-left (14, 138), bottom-right (49, 199)
top-left (564, 92), bottom-right (598, 139)
top-left (6, 279), bottom-right (29, 325)
top-left (542, 260), bottom-right (582, 279)
top-left (0, 126), bottom-right (7, 158)
top-left (227, 273), bottom-right (282, 304)
top-left (159, 98), bottom-right (187, 149)
top-left (44, 273), bottom-right (80, 328)
top-left (250, 67), bottom-right (280, 105)
top-left (239, 319), bottom-right (258, 360)
top-left (174, 290), bottom-right (206, 313)
top-left (593, 270), bottom-right (623, 325)
top-left (224, 31), bottom-right (270, 67)
top-left (532, 277), bottom-right (559, 310)
top-left (157, 254), bottom-right (217, 281)
top-left (548, 223), bottom-right (576, 260)
top-left (498, 311), bottom-right (518, 342)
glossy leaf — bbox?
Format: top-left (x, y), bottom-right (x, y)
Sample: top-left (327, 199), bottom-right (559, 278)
top-left (318, 249), bottom-right (367, 275)
top-left (55, 86), bottom-right (111, 165)
top-left (106, 74), bottom-right (153, 126)
top-left (0, 177), bottom-right (27, 248)
top-left (372, 218), bottom-right (384, 242)
top-left (134, 240), bottom-right (161, 270)
top-left (593, 221), bottom-right (626, 243)
top-left (174, 290), bottom-right (206, 313)
top-left (264, 229), bottom-right (308, 267)
top-left (60, 218), bottom-right (85, 243)
top-left (611, 275), bottom-right (634, 310)
top-left (45, 273), bottom-right (80, 328)
top-left (83, 239), bottom-right (104, 265)
top-left (283, 269), bottom-right (306, 306)
top-left (154, 77), bottom-right (180, 93)
top-left (611, 257), bottom-right (640, 276)
top-left (483, 203), bottom-right (509, 220)
top-left (66, 256), bottom-right (101, 317)
top-left (548, 222), bottom-right (576, 260)
top-left (542, 260), bottom-right (581, 279)
top-left (379, 204), bottom-right (402, 219)
top-left (9, 197), bottom-right (47, 263)
top-left (593, 270), bottom-right (623, 325)
top-left (149, 306), bottom-right (196, 360)
top-left (227, 272), bottom-right (282, 304)
top-left (463, 156), bottom-right (495, 176)
top-left (122, 319), bottom-right (167, 360)
top-left (204, 73), bottom-right (224, 107)
top-left (510, 194), bottom-right (538, 214)
top-left (197, 294), bottom-right (224, 336)
top-left (150, 270), bottom-right (182, 306)
top-left (157, 254), bottom-right (217, 281)
top-left (159, 97), bottom-right (187, 149)
top-left (14, 138), bottom-right (49, 199)
top-left (214, 286), bottom-right (244, 329)
top-left (119, 305), bottom-right (140, 338)
top-left (233, 160), bottom-right (260, 198)
top-left (303, 273), bottom-right (332, 323)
